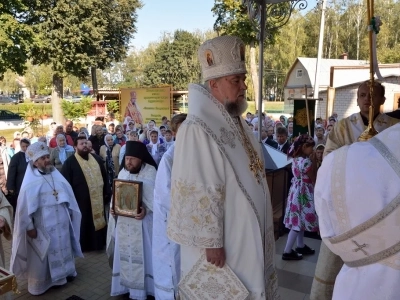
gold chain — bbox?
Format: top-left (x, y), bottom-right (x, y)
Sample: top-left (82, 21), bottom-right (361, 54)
top-left (236, 118), bottom-right (265, 184)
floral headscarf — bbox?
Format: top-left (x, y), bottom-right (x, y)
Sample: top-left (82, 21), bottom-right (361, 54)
top-left (288, 134), bottom-right (315, 158)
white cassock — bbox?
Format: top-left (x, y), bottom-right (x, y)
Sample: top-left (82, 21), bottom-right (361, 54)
top-left (167, 84), bottom-right (279, 300)
top-left (10, 163), bottom-right (82, 295)
top-left (107, 164), bottom-right (156, 300)
top-left (0, 193), bottom-right (13, 300)
top-left (311, 112), bottom-right (399, 300)
top-left (152, 144), bottom-right (180, 299)
top-left (315, 123), bottom-right (400, 300)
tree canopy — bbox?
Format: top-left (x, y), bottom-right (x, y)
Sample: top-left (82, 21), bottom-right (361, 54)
top-left (141, 30), bottom-right (201, 90)
top-left (0, 1), bottom-right (33, 77)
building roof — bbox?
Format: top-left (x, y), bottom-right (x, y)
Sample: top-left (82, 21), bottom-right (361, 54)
top-left (284, 57), bottom-right (368, 88)
top-left (319, 74), bottom-right (400, 94)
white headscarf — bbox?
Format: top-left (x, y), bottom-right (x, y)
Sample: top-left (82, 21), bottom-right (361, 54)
top-left (56, 134), bottom-right (74, 164)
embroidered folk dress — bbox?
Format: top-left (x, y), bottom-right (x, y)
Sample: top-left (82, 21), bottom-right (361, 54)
top-left (284, 157), bottom-right (318, 232)
top-left (315, 123), bottom-right (400, 300)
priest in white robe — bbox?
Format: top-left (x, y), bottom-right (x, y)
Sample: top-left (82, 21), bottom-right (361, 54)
top-left (167, 36), bottom-right (279, 299)
top-left (107, 141), bottom-right (157, 300)
top-left (10, 142), bottom-right (82, 296)
top-left (311, 81), bottom-right (399, 299)
top-left (153, 113), bottom-right (187, 299)
top-left (0, 192), bottom-right (13, 300)
top-left (315, 123), bottom-right (400, 300)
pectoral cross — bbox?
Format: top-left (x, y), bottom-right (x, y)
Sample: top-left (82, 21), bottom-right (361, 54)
top-left (352, 240), bottom-right (368, 256)
top-left (249, 157), bottom-right (263, 183)
top-left (53, 190), bottom-right (58, 200)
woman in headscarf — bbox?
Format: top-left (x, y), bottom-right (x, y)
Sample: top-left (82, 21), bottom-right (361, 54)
top-left (49, 134), bottom-right (75, 171)
top-left (100, 134), bottom-right (121, 188)
top-left (79, 127), bottom-right (90, 139)
top-left (279, 115), bottom-right (288, 126)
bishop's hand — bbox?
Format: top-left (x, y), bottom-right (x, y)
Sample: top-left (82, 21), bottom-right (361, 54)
top-left (206, 247), bottom-right (226, 268)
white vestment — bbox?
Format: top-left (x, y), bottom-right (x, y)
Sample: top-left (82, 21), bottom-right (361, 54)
top-left (107, 164), bottom-right (156, 300)
top-left (315, 123), bottom-right (400, 300)
top-left (0, 193), bottom-right (13, 300)
top-left (10, 164), bottom-right (82, 295)
top-left (153, 144), bottom-right (180, 299)
top-left (324, 112), bottom-right (399, 156)
top-left (167, 84), bottom-right (279, 299)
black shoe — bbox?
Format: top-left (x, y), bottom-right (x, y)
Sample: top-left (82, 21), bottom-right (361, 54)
top-left (282, 249), bottom-right (303, 260)
top-left (66, 275), bottom-right (75, 282)
top-left (295, 244), bottom-right (315, 255)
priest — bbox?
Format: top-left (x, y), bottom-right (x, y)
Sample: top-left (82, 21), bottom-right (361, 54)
top-left (315, 123), bottom-right (400, 299)
top-left (167, 36), bottom-right (278, 299)
top-left (10, 142), bottom-right (82, 295)
top-left (106, 141), bottom-right (158, 300)
top-left (311, 81), bottom-right (399, 299)
top-left (324, 81), bottom-right (398, 156)
top-left (61, 136), bottom-right (111, 252)
top-left (152, 113), bottom-right (187, 299)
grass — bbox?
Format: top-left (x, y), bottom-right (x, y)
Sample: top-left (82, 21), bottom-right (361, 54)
top-left (1, 128), bottom-right (25, 143)
top-left (0, 103), bottom-right (53, 116)
top-left (247, 101), bottom-right (285, 113)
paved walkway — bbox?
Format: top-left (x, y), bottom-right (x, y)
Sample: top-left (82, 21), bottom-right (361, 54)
top-left (3, 234), bottom-right (321, 299)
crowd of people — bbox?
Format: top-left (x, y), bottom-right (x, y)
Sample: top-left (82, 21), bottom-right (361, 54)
top-left (0, 34), bottom-right (399, 300)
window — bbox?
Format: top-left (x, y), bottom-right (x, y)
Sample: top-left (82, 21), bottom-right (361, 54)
top-left (296, 69), bottom-right (303, 78)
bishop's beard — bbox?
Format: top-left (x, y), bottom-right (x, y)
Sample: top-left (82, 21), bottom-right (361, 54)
top-left (224, 97), bottom-right (248, 117)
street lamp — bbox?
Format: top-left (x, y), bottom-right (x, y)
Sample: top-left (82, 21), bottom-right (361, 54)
top-left (242, 0), bottom-right (309, 141)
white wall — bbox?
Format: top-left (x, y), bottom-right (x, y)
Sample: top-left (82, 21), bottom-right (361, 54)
top-left (316, 77), bottom-right (400, 120)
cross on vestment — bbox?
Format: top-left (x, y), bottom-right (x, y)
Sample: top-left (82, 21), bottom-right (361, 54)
top-left (53, 190), bottom-right (58, 200)
top-left (352, 240), bottom-right (368, 256)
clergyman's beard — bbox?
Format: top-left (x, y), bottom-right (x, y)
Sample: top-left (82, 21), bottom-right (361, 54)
top-left (77, 149), bottom-right (89, 159)
top-left (224, 97), bottom-right (248, 117)
top-left (39, 165), bottom-right (55, 174)
top-left (127, 164), bottom-right (141, 174)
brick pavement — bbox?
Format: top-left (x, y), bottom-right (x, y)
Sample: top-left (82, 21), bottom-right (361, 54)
top-left (2, 234), bottom-right (321, 300)
top-left (2, 238), bottom-right (127, 300)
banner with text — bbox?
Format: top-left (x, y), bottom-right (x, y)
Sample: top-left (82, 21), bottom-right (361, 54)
top-left (120, 87), bottom-right (172, 126)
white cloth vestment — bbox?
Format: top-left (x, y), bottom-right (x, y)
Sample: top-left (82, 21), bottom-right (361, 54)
top-left (10, 164), bottom-right (82, 295)
top-left (167, 84), bottom-right (279, 300)
top-left (107, 164), bottom-right (156, 300)
top-left (153, 144), bottom-right (180, 299)
top-left (315, 123), bottom-right (400, 300)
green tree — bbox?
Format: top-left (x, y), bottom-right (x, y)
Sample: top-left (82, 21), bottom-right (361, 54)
top-left (0, 1), bottom-right (33, 77)
top-left (212, 0), bottom-right (283, 107)
top-left (22, 0), bottom-right (142, 123)
top-left (24, 63), bottom-right (52, 96)
top-left (61, 97), bottom-right (93, 121)
top-left (141, 30), bottom-right (201, 90)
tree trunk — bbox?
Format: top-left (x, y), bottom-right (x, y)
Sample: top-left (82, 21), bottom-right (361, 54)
top-left (249, 43), bottom-right (259, 110)
top-left (52, 74), bottom-right (65, 124)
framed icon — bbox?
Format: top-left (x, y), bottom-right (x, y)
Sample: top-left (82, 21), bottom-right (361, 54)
top-left (112, 179), bottom-right (143, 218)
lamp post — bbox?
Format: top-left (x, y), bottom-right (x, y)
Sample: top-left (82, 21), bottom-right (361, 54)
top-left (242, 0), bottom-right (309, 142)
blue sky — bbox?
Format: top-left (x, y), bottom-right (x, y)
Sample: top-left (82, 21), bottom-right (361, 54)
top-left (132, 0), bottom-right (318, 50)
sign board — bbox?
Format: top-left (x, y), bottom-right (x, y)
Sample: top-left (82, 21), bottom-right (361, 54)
top-left (120, 87), bottom-right (172, 126)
